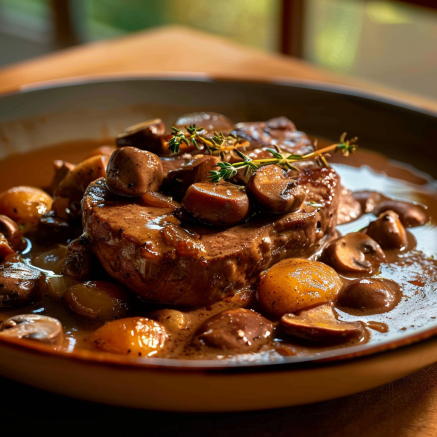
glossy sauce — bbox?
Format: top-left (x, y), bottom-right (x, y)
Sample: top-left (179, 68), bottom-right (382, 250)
top-left (1, 138), bottom-right (437, 363)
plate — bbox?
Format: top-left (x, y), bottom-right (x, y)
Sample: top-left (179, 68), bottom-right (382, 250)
top-left (0, 75), bottom-right (437, 412)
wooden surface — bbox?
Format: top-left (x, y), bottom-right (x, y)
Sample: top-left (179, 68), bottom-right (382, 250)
top-left (1, 25), bottom-right (437, 435)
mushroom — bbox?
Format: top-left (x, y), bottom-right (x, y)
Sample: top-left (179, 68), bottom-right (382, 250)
top-left (373, 200), bottom-right (428, 228)
top-left (337, 278), bottom-right (402, 314)
top-left (352, 191), bottom-right (382, 214)
top-left (105, 146), bottom-right (164, 197)
top-left (0, 215), bottom-right (24, 252)
top-left (366, 210), bottom-right (408, 249)
top-left (181, 181), bottom-right (250, 226)
top-left (0, 261), bottom-right (44, 307)
top-left (0, 314), bottom-right (63, 346)
top-left (174, 112), bottom-right (234, 135)
top-left (195, 309), bottom-right (273, 351)
top-left (163, 154), bottom-right (221, 201)
top-left (53, 154), bottom-right (108, 218)
top-left (280, 304), bottom-right (365, 343)
top-left (116, 118), bottom-right (165, 155)
top-left (321, 232), bottom-right (386, 274)
top-left (62, 237), bottom-right (94, 282)
top-left (88, 317), bottom-right (168, 357)
top-left (49, 160), bottom-right (75, 195)
top-left (0, 233), bottom-right (15, 259)
top-left (247, 165), bottom-right (306, 213)
top-left (63, 281), bottom-right (131, 321)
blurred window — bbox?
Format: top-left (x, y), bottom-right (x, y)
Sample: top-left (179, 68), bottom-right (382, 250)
top-left (304, 0), bottom-right (437, 97)
top-left (85, 0), bottom-right (280, 52)
top-left (0, 0), bottom-right (436, 99)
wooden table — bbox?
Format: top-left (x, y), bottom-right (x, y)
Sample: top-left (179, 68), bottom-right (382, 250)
top-left (1, 26), bottom-right (437, 435)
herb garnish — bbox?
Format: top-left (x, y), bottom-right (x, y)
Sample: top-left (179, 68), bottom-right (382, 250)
top-left (165, 125), bottom-right (358, 182)
top-left (208, 133), bottom-right (358, 182)
top-left (166, 124), bottom-right (249, 159)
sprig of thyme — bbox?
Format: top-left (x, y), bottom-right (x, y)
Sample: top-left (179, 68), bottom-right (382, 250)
top-left (166, 124), bottom-right (249, 158)
top-left (208, 133), bottom-right (358, 182)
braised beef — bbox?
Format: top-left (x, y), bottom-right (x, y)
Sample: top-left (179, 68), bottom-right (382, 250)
top-left (81, 165), bottom-right (340, 306)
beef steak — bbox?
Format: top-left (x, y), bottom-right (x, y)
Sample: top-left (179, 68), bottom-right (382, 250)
top-left (81, 165), bottom-right (340, 306)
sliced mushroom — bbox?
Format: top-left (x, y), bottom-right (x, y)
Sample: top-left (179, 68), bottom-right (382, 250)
top-left (174, 112), bottom-right (234, 135)
top-left (0, 261), bottom-right (44, 307)
top-left (321, 232), bottom-right (386, 274)
top-left (63, 281), bottom-right (131, 321)
top-left (195, 309), bottom-right (273, 351)
top-left (163, 155), bottom-right (221, 201)
top-left (373, 200), bottom-right (428, 228)
top-left (0, 233), bottom-right (15, 259)
top-left (338, 278), bottom-right (402, 314)
top-left (280, 304), bottom-right (365, 343)
top-left (0, 314), bottom-right (63, 346)
top-left (181, 181), bottom-right (250, 226)
top-left (105, 147), bottom-right (164, 197)
top-left (62, 237), bottom-right (94, 281)
top-left (0, 215), bottom-right (24, 251)
top-left (116, 119), bottom-right (165, 155)
top-left (366, 210), bottom-right (408, 249)
top-left (247, 165), bottom-right (306, 213)
top-left (88, 317), bottom-right (168, 357)
top-left (353, 191), bottom-right (382, 214)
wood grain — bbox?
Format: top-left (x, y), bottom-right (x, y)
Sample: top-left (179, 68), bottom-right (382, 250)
top-left (0, 24), bottom-right (436, 435)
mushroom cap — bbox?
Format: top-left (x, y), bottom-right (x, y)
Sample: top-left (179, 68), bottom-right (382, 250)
top-left (321, 232), bottom-right (386, 274)
top-left (181, 181), bottom-right (250, 226)
top-left (174, 112), bottom-right (234, 135)
top-left (195, 309), bottom-right (273, 351)
top-left (116, 118), bottom-right (165, 154)
top-left (105, 147), bottom-right (164, 197)
top-left (0, 214), bottom-right (24, 251)
top-left (338, 278), bottom-right (402, 314)
top-left (0, 314), bottom-right (63, 346)
top-left (373, 200), bottom-right (428, 228)
top-left (366, 210), bottom-right (408, 249)
top-left (247, 165), bottom-right (306, 213)
top-left (280, 304), bottom-right (365, 343)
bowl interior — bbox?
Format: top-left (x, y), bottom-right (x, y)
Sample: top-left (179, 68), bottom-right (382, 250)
top-left (0, 76), bottom-right (437, 369)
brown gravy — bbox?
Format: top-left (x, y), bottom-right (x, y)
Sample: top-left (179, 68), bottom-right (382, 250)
top-left (1, 138), bottom-right (437, 363)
